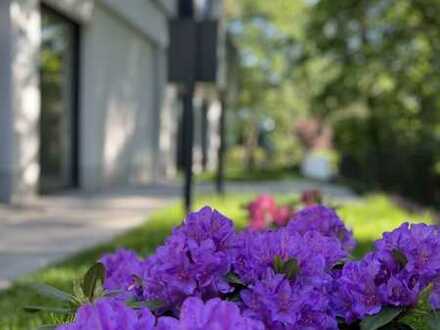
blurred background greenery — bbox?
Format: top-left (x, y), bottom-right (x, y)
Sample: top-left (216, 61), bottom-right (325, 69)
top-left (223, 0), bottom-right (440, 206)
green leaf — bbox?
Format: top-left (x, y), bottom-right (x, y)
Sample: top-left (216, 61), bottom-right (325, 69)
top-left (428, 312), bottom-right (440, 330)
top-left (128, 299), bottom-right (165, 311)
top-left (81, 263), bottom-right (105, 302)
top-left (144, 299), bottom-right (165, 310)
top-left (360, 307), bottom-right (403, 330)
top-left (29, 283), bottom-right (73, 302)
top-left (284, 258), bottom-right (299, 280)
top-left (392, 249), bottom-right (408, 269)
top-left (37, 325), bottom-right (58, 330)
top-left (23, 305), bottom-right (72, 314)
top-left (272, 256), bottom-right (300, 280)
top-left (226, 272), bottom-right (245, 286)
top-left (389, 322), bottom-right (413, 330)
top-left (273, 255), bottom-right (284, 273)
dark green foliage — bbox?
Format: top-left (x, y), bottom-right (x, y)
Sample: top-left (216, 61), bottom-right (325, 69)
top-left (306, 0), bottom-right (440, 205)
top-left (359, 307), bottom-right (403, 330)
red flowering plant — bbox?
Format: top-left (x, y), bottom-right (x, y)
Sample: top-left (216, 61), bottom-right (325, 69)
top-left (246, 194), bottom-right (294, 230)
top-left (246, 190), bottom-right (323, 230)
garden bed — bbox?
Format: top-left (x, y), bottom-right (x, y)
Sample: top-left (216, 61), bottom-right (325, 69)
top-left (0, 194), bottom-right (434, 329)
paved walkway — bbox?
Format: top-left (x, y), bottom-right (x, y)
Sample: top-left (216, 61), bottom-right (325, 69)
top-left (0, 184), bottom-right (179, 289)
top-left (0, 179), bottom-right (356, 289)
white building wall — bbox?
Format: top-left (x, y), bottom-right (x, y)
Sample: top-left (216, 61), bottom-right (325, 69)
top-left (0, 0), bottom-right (176, 202)
top-left (80, 3), bottom-right (156, 189)
top-left (0, 0), bottom-right (41, 204)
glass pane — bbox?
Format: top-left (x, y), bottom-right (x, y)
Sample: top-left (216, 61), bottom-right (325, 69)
top-left (39, 7), bottom-right (77, 192)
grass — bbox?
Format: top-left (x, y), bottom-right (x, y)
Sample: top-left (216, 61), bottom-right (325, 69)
top-left (0, 193), bottom-right (434, 329)
top-left (196, 165), bottom-right (301, 182)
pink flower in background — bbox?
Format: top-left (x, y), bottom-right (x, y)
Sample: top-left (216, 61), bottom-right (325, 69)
top-left (247, 194), bottom-right (278, 230)
top-left (246, 194), bottom-right (295, 229)
top-left (273, 205), bottom-right (293, 226)
top-left (246, 190), bottom-right (323, 230)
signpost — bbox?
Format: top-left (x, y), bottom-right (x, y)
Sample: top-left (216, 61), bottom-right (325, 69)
top-left (168, 3), bottom-right (220, 213)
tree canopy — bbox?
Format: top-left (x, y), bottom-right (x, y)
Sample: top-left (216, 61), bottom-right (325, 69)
top-left (225, 0), bottom-right (440, 204)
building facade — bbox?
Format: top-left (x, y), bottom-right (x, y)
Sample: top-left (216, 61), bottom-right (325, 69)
top-left (0, 0), bottom-right (229, 205)
top-left (0, 0), bottom-right (180, 204)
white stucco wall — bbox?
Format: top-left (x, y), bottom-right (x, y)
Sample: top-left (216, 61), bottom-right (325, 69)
top-left (0, 0), bottom-right (176, 202)
top-left (80, 3), bottom-right (157, 189)
top-left (0, 0), bottom-right (41, 204)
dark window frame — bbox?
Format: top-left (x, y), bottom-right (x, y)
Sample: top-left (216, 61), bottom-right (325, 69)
top-left (40, 4), bottom-right (81, 189)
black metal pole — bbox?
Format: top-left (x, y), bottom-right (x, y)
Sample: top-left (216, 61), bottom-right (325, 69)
top-left (216, 91), bottom-right (226, 194)
top-left (182, 82), bottom-right (195, 212)
top-left (201, 100), bottom-right (209, 171)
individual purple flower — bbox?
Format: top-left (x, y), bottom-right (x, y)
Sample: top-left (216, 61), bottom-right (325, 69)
top-left (56, 298), bottom-right (155, 330)
top-left (288, 205), bottom-right (356, 252)
top-left (232, 228), bottom-right (346, 286)
top-left (139, 207), bottom-right (238, 310)
top-left (374, 223), bottom-right (440, 284)
top-left (241, 269), bottom-right (297, 327)
top-left (241, 269), bottom-right (337, 329)
top-left (331, 253), bottom-right (382, 323)
top-left (367, 222), bottom-right (440, 309)
top-left (293, 286), bottom-right (339, 330)
top-left (156, 297), bottom-right (265, 330)
top-left (377, 272), bottom-right (420, 307)
top-left (174, 206), bottom-right (239, 254)
top-left (99, 249), bottom-right (144, 299)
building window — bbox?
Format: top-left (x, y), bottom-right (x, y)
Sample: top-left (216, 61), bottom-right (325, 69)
top-left (39, 6), bottom-right (80, 192)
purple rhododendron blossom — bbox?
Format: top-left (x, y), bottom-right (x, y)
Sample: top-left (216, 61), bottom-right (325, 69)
top-left (288, 205), bottom-right (356, 252)
top-left (332, 254), bottom-right (383, 323)
top-left (334, 222), bottom-right (440, 323)
top-left (241, 269), bottom-right (337, 329)
top-left (375, 223), bottom-right (440, 283)
top-left (54, 205), bottom-right (440, 329)
top-left (100, 248), bottom-right (144, 299)
top-left (373, 223), bottom-right (440, 308)
top-left (56, 298), bottom-right (155, 330)
top-left (233, 228), bottom-right (346, 285)
top-left (157, 297), bottom-right (265, 330)
top-left (138, 207), bottom-right (238, 310)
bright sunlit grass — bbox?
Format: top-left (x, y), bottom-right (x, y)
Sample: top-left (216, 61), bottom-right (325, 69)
top-left (0, 193), bottom-right (434, 329)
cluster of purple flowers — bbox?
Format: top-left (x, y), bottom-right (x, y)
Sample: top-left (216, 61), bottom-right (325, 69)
top-left (58, 296), bottom-right (263, 330)
top-left (333, 222), bottom-right (440, 323)
top-left (288, 205), bottom-right (356, 253)
top-left (58, 205), bottom-right (440, 330)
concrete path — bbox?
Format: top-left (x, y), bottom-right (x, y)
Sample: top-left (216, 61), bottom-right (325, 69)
top-left (0, 179), bottom-right (356, 289)
top-left (0, 184), bottom-right (179, 289)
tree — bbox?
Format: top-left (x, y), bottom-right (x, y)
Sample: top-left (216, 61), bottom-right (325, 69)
top-left (225, 0), bottom-right (314, 170)
top-left (306, 0), bottom-right (440, 203)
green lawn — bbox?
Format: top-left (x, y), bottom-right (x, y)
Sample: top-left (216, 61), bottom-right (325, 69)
top-left (0, 193), bottom-right (434, 329)
top-left (196, 165), bottom-right (301, 182)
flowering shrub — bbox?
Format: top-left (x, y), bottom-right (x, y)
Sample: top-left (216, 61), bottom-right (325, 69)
top-left (246, 194), bottom-right (285, 230)
top-left (31, 205), bottom-right (440, 329)
top-left (246, 190), bottom-right (322, 230)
